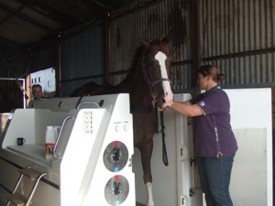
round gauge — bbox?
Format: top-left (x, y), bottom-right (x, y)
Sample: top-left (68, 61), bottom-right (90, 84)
top-left (104, 175), bottom-right (129, 205)
top-left (103, 141), bottom-right (128, 172)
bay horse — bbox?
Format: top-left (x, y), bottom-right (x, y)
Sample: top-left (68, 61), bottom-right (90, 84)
top-left (71, 37), bottom-right (173, 206)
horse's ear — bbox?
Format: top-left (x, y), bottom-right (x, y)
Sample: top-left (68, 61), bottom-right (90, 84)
top-left (162, 29), bottom-right (172, 45)
top-left (138, 39), bottom-right (150, 48)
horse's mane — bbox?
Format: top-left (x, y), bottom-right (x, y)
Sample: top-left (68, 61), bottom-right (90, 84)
top-left (111, 43), bottom-right (147, 93)
top-left (125, 44), bottom-right (146, 79)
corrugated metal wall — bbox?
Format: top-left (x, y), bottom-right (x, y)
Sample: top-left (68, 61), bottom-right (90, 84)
top-left (58, 0), bottom-right (275, 96)
top-left (200, 0), bottom-right (275, 88)
top-left (0, 39), bottom-right (55, 78)
top-left (4, 0), bottom-right (275, 100)
top-left (29, 43), bottom-right (54, 72)
top-left (108, 0), bottom-right (275, 90)
top-left (109, 0), bottom-right (192, 90)
top-left (60, 23), bottom-right (104, 96)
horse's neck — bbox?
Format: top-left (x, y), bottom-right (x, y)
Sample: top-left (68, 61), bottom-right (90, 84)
top-left (114, 78), bottom-right (130, 93)
top-left (113, 57), bottom-right (153, 110)
top-left (127, 66), bottom-right (153, 110)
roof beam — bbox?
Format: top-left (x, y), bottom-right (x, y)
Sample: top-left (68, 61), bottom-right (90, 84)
top-left (0, 2), bottom-right (60, 34)
top-left (90, 0), bottom-right (111, 10)
top-left (14, 0), bottom-right (78, 26)
top-left (0, 35), bottom-right (24, 48)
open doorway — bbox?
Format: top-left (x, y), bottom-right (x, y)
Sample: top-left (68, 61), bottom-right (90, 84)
top-left (26, 67), bottom-right (56, 104)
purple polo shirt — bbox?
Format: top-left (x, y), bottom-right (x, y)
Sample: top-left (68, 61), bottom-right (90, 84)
top-left (190, 86), bottom-right (238, 157)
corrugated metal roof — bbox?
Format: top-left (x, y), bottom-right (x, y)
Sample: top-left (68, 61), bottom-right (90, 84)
top-left (0, 0), bottom-right (138, 59)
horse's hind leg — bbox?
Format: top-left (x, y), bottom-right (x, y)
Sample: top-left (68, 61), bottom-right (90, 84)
top-left (140, 140), bottom-right (154, 206)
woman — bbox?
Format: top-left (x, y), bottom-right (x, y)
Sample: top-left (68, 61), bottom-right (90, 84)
top-left (163, 65), bottom-right (238, 206)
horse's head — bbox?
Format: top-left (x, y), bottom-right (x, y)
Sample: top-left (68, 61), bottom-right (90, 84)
top-left (140, 37), bottom-right (173, 109)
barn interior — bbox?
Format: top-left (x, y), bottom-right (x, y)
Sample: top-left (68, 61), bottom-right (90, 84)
top-left (0, 0), bottom-right (274, 205)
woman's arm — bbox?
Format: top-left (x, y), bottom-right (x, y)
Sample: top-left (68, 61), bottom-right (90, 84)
top-left (165, 101), bottom-right (204, 117)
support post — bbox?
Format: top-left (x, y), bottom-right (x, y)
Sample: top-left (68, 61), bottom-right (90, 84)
top-left (191, 0), bottom-right (201, 88)
top-left (104, 12), bottom-right (111, 83)
top-left (54, 35), bottom-right (61, 97)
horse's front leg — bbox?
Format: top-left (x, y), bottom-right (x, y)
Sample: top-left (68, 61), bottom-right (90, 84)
top-left (140, 140), bottom-right (154, 206)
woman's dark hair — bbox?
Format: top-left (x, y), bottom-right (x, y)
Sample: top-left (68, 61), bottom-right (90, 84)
top-left (198, 65), bottom-right (225, 82)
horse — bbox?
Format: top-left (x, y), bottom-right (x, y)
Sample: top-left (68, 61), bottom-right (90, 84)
top-left (71, 37), bottom-right (173, 206)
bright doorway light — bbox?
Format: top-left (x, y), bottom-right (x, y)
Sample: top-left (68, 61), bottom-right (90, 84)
top-left (30, 67), bottom-right (56, 99)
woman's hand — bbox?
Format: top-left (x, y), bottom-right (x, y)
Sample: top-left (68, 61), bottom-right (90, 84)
top-left (162, 95), bottom-right (174, 109)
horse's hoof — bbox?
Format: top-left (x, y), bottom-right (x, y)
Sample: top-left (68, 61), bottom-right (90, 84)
top-left (147, 199), bottom-right (154, 206)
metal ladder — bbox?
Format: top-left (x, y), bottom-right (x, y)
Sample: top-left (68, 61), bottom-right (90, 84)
top-left (6, 166), bottom-right (47, 206)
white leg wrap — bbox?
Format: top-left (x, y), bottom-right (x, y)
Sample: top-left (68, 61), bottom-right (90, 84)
top-left (145, 182), bottom-right (154, 206)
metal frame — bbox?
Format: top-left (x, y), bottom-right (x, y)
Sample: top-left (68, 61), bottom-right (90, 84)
top-left (0, 77), bottom-right (26, 109)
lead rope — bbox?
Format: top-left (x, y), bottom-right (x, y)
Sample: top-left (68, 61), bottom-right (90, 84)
top-left (154, 104), bottom-right (168, 166)
top-left (154, 104), bottom-right (159, 133)
top-left (160, 110), bottom-right (169, 166)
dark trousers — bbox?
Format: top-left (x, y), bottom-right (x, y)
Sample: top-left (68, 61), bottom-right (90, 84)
top-left (197, 153), bottom-right (235, 206)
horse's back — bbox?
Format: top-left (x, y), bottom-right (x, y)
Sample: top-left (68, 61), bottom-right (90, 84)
top-left (70, 81), bottom-right (116, 97)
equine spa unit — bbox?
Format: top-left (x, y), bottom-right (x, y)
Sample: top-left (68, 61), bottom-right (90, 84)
top-left (0, 94), bottom-right (135, 206)
top-left (0, 89), bottom-right (273, 206)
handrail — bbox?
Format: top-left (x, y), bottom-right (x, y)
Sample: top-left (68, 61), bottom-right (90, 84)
top-left (77, 102), bottom-right (99, 109)
top-left (53, 115), bottom-right (74, 159)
